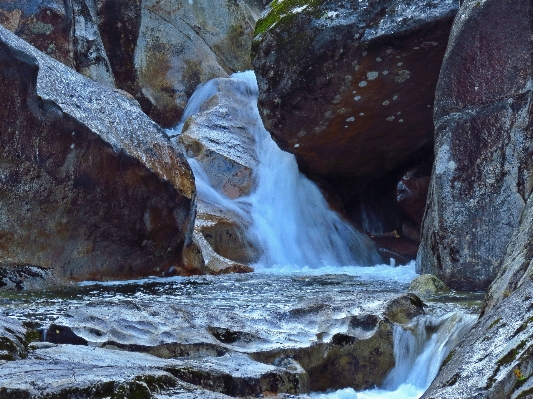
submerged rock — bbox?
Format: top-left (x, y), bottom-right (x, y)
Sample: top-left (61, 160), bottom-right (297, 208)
top-left (0, 25), bottom-right (198, 287)
top-left (252, 0), bottom-right (459, 200)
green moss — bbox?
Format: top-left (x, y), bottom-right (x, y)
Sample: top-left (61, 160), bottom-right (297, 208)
top-left (497, 339), bottom-right (528, 367)
top-left (488, 318), bottom-right (501, 330)
top-left (254, 0), bottom-right (324, 36)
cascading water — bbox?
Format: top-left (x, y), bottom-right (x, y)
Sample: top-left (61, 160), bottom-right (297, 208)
top-left (166, 71), bottom-right (477, 399)
top-left (312, 311), bottom-right (477, 399)
top-left (169, 70), bottom-right (382, 271)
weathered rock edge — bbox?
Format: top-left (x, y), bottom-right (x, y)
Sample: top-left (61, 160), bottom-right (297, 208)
top-left (0, 25), bottom-right (199, 288)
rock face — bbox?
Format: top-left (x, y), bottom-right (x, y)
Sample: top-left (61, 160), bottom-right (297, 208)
top-left (0, 0), bottom-right (115, 86)
top-left (175, 76), bottom-right (262, 273)
top-left (0, 0), bottom-right (267, 129)
top-left (417, 0), bottom-right (533, 290)
top-left (0, 25), bottom-right (198, 287)
top-left (252, 0), bottom-right (459, 201)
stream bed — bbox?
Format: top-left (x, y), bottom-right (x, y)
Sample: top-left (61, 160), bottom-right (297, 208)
top-left (0, 263), bottom-right (483, 398)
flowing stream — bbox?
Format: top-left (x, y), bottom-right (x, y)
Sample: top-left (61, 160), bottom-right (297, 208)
top-left (166, 71), bottom-right (480, 398)
top-left (0, 72), bottom-right (482, 399)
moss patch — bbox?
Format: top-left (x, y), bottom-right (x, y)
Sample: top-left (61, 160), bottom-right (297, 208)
top-left (254, 0), bottom-right (324, 36)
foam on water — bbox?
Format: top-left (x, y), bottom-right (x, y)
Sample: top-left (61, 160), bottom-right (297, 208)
top-left (311, 311), bottom-right (476, 399)
top-left (169, 70), bottom-right (381, 271)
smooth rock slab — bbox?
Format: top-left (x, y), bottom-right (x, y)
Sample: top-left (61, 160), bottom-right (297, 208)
top-left (0, 344), bottom-right (308, 398)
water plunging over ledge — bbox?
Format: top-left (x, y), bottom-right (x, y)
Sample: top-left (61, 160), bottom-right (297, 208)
top-left (168, 70), bottom-right (382, 270)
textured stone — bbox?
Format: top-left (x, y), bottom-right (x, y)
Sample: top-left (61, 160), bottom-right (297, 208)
top-left (408, 274), bottom-right (449, 298)
top-left (397, 164), bottom-right (432, 225)
top-left (0, 25), bottom-right (197, 287)
top-left (0, 0), bottom-right (115, 86)
top-left (134, 0), bottom-right (264, 127)
top-left (417, 0), bottom-right (533, 290)
top-left (179, 77), bottom-right (259, 200)
top-left (252, 0), bottom-right (459, 201)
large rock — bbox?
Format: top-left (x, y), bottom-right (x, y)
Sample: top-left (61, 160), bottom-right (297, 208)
top-left (0, 0), bottom-right (115, 86)
top-left (252, 0), bottom-right (459, 199)
top-left (0, 0), bottom-right (268, 128)
top-left (129, 0), bottom-right (266, 127)
top-left (0, 25), bottom-right (198, 287)
top-left (417, 0), bottom-right (533, 290)
top-left (178, 77), bottom-right (259, 200)
top-left (422, 196), bottom-right (533, 398)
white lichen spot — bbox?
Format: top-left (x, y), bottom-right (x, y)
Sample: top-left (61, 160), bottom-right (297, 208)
top-left (397, 111), bottom-right (402, 115)
top-left (367, 71), bottom-right (379, 80)
top-left (376, 57), bottom-right (382, 62)
top-left (70, 143), bottom-right (75, 149)
top-left (383, 100), bottom-right (390, 106)
top-left (435, 145), bottom-right (455, 175)
top-left (352, 90), bottom-right (357, 94)
top-left (359, 81), bottom-right (368, 87)
top-left (333, 95), bottom-right (342, 104)
top-left (293, 5), bottom-right (308, 13)
top-left (359, 113), bottom-right (365, 116)
top-left (298, 130), bottom-right (307, 137)
top-left (475, 86), bottom-right (479, 91)
top-left (362, 51), bottom-right (367, 56)
top-left (397, 62), bottom-right (403, 66)
top-left (386, 49), bottom-right (393, 54)
top-left (72, 132), bottom-right (75, 136)
top-left (346, 117), bottom-right (355, 122)
top-left (399, 119), bottom-right (404, 122)
top-left (327, 11), bottom-right (339, 18)
top-left (294, 143), bottom-right (300, 148)
top-left (382, 70), bottom-right (389, 75)
top-left (354, 96), bottom-right (361, 101)
top-left (393, 95), bottom-right (398, 100)
top-left (427, 104), bottom-right (432, 108)
top-left (414, 47), bottom-right (420, 50)
top-left (395, 70), bottom-right (410, 83)
top-left (345, 125), bottom-right (349, 128)
top-left (386, 116), bottom-right (395, 121)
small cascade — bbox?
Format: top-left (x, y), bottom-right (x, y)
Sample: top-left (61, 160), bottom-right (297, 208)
top-left (169, 71), bottom-right (381, 271)
top-left (312, 311), bottom-right (477, 399)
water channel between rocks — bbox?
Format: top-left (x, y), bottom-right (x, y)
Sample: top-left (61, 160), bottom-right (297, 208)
top-left (0, 266), bottom-right (482, 398)
top-left (0, 71), bottom-right (483, 399)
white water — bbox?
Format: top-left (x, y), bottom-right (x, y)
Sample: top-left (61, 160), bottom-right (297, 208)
top-left (169, 70), bottom-right (381, 271)
top-left (312, 312), bottom-right (476, 399)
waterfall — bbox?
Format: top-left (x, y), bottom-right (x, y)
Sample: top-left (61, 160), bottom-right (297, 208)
top-left (312, 311), bottom-right (476, 399)
top-left (169, 71), bottom-right (382, 271)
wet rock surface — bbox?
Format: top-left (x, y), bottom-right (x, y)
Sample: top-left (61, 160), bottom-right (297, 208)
top-left (252, 0), bottom-right (458, 202)
top-left (0, 25), bottom-right (198, 287)
top-left (417, 0), bottom-right (533, 291)
top-left (37, 286), bottom-right (425, 392)
top-left (0, 316), bottom-right (31, 360)
top-left (409, 274), bottom-right (449, 298)
top-left (178, 77), bottom-right (259, 200)
top-left (0, 0), bottom-right (267, 128)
